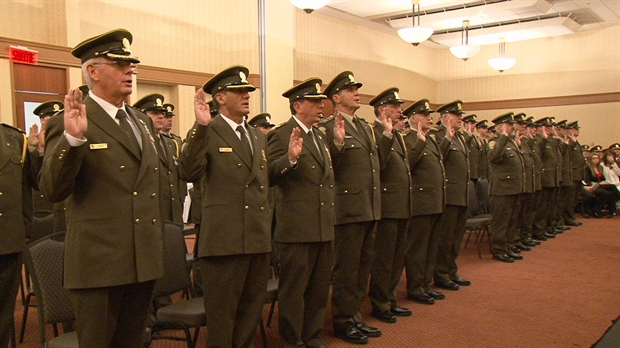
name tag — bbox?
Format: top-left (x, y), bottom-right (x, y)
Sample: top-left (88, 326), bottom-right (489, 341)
top-left (345, 135), bottom-right (353, 139)
top-left (219, 147), bottom-right (233, 153)
top-left (90, 143), bottom-right (108, 150)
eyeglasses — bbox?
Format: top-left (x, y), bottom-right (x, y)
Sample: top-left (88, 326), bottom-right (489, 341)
top-left (92, 61), bottom-right (138, 69)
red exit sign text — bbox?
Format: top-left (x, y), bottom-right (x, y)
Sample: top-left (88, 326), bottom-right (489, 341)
top-left (9, 46), bottom-right (39, 65)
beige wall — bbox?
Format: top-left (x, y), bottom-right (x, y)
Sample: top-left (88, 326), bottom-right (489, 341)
top-left (0, 0), bottom-right (618, 144)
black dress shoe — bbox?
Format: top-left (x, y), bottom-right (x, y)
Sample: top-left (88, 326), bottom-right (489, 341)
top-left (532, 234), bottom-right (547, 241)
top-left (391, 305), bottom-right (413, 316)
top-left (592, 211), bottom-right (603, 218)
top-left (583, 212), bottom-right (590, 219)
top-left (408, 293), bottom-right (435, 305)
top-left (371, 309), bottom-right (396, 323)
top-left (493, 253), bottom-right (514, 263)
top-left (507, 251), bottom-right (524, 260)
top-left (516, 244), bottom-right (532, 251)
top-left (435, 281), bottom-right (459, 291)
top-left (553, 228), bottom-right (564, 234)
top-left (521, 239), bottom-right (537, 247)
top-left (426, 289), bottom-right (445, 299)
top-left (544, 232), bottom-right (556, 238)
top-left (510, 247), bottom-right (522, 254)
top-left (452, 277), bottom-right (471, 286)
top-left (335, 322), bottom-right (368, 345)
top-left (355, 323), bottom-right (381, 338)
top-left (565, 220), bottom-right (581, 226)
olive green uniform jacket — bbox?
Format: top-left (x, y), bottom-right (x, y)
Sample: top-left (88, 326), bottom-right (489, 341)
top-left (39, 97), bottom-right (164, 289)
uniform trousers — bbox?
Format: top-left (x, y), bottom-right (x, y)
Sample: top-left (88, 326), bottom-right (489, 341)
top-left (277, 241), bottom-right (332, 348)
top-left (198, 253), bottom-right (270, 348)
top-left (0, 253), bottom-right (21, 348)
top-left (369, 218), bottom-right (409, 311)
top-left (68, 280), bottom-right (155, 348)
top-left (520, 192), bottom-right (538, 239)
top-left (556, 185), bottom-right (573, 225)
top-left (568, 181), bottom-right (582, 219)
top-left (515, 193), bottom-right (531, 244)
top-left (434, 205), bottom-right (468, 284)
top-left (405, 214), bottom-right (443, 297)
top-left (490, 194), bottom-right (521, 254)
top-left (331, 221), bottom-right (377, 330)
top-left (534, 187), bottom-right (557, 233)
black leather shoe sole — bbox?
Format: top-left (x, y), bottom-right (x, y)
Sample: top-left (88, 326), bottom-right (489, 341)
top-left (452, 278), bottom-right (471, 286)
top-left (355, 323), bottom-right (382, 338)
top-left (335, 325), bottom-right (369, 345)
top-left (435, 281), bottom-right (459, 291)
top-left (391, 306), bottom-right (413, 316)
top-left (371, 310), bottom-right (396, 323)
top-left (408, 294), bottom-right (435, 305)
top-left (493, 253), bottom-right (515, 263)
top-left (427, 289), bottom-right (446, 300)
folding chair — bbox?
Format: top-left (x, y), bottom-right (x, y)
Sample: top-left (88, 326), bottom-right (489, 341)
top-left (464, 181), bottom-right (491, 258)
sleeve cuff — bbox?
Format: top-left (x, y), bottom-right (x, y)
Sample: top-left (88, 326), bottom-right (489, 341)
top-left (64, 131), bottom-right (87, 147)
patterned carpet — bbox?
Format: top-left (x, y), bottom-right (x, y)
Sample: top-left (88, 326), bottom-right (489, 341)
top-left (13, 216), bottom-right (620, 347)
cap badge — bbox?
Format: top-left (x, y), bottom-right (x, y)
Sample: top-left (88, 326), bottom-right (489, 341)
top-left (265, 116), bottom-right (271, 123)
top-left (53, 104), bottom-right (60, 111)
top-left (156, 98), bottom-right (163, 106)
top-left (315, 83), bottom-right (321, 93)
top-left (457, 103), bottom-right (462, 110)
top-left (348, 74), bottom-right (355, 83)
top-left (394, 92), bottom-right (399, 100)
top-left (167, 106), bottom-right (172, 112)
top-left (425, 102), bottom-right (430, 109)
top-left (122, 37), bottom-right (132, 54)
top-left (239, 71), bottom-right (248, 83)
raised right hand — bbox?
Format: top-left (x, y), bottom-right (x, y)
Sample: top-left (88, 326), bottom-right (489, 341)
top-left (64, 88), bottom-right (87, 139)
top-left (194, 89), bottom-right (212, 126)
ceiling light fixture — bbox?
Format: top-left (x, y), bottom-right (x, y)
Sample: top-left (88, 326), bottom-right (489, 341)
top-left (397, 0), bottom-right (433, 46)
top-left (290, 0), bottom-right (329, 14)
top-left (449, 20), bottom-right (481, 61)
top-left (488, 37), bottom-right (516, 72)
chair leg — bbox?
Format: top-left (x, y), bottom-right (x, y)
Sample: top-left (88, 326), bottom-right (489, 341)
top-left (267, 302), bottom-right (276, 328)
top-left (259, 317), bottom-right (269, 348)
top-left (464, 230), bottom-right (472, 248)
top-left (10, 320), bottom-right (16, 348)
top-left (19, 292), bottom-right (31, 343)
top-left (475, 229), bottom-right (482, 259)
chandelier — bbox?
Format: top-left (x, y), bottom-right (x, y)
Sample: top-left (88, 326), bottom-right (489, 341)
top-left (397, 0), bottom-right (433, 46)
top-left (488, 37), bottom-right (516, 72)
top-left (449, 20), bottom-right (481, 61)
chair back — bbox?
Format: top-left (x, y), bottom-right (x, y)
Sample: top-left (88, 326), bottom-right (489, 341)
top-left (153, 222), bottom-right (193, 298)
top-left (475, 178), bottom-right (491, 213)
top-left (30, 210), bottom-right (54, 242)
top-left (23, 232), bottom-right (75, 345)
top-left (467, 181), bottom-right (482, 217)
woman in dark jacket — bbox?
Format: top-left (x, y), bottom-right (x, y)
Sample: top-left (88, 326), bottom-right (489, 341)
top-left (584, 153), bottom-right (619, 217)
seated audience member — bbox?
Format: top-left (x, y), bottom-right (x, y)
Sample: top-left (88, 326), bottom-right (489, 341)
top-left (603, 149), bottom-right (620, 178)
top-left (584, 153), bottom-right (619, 217)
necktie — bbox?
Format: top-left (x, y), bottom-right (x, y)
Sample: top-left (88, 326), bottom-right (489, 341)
top-left (158, 134), bottom-right (168, 161)
top-left (236, 125), bottom-right (253, 160)
top-left (308, 130), bottom-right (323, 160)
top-left (116, 109), bottom-right (141, 151)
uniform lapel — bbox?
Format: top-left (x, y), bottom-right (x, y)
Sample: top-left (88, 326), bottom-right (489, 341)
top-left (85, 97), bottom-right (142, 161)
top-left (245, 125), bottom-right (264, 184)
top-left (211, 116), bottom-right (253, 168)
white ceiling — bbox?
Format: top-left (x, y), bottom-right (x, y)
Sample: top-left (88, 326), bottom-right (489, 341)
top-left (316, 0), bottom-right (620, 48)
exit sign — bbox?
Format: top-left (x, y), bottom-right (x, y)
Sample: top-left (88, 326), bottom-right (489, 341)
top-left (9, 45), bottom-right (39, 65)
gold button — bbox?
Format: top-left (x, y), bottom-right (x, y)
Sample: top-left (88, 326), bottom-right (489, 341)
top-left (320, 184), bottom-right (323, 188)
top-left (383, 188), bottom-right (387, 192)
top-left (120, 166), bottom-right (125, 171)
top-left (172, 198), bottom-right (175, 201)
top-left (135, 219), bottom-right (140, 224)
top-left (63, 207), bottom-right (67, 211)
top-left (344, 190), bottom-right (348, 193)
top-left (330, 166), bottom-right (332, 169)
top-left (374, 186), bottom-right (377, 190)
top-left (330, 184), bottom-right (333, 188)
top-left (312, 166), bottom-right (316, 169)
top-left (351, 144), bottom-right (355, 147)
top-left (152, 193), bottom-right (156, 198)
top-left (260, 206), bottom-right (265, 211)
top-left (260, 185), bottom-right (264, 190)
top-left (238, 164), bottom-right (243, 168)
top-left (61, 149), bottom-right (67, 153)
top-left (260, 165), bottom-right (265, 169)
top-left (245, 205), bottom-right (249, 210)
top-left (372, 170), bottom-right (376, 173)
top-left (420, 188), bottom-right (424, 191)
top-left (152, 219), bottom-right (157, 224)
top-left (0, 213), bottom-right (3, 217)
top-left (321, 202), bottom-right (324, 206)
top-left (133, 192), bottom-right (138, 196)
top-left (245, 185), bottom-right (249, 189)
top-left (154, 167), bottom-right (158, 172)
top-left (331, 203), bottom-right (334, 206)
top-left (370, 152), bottom-right (374, 156)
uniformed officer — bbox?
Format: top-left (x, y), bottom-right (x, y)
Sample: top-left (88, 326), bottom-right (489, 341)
top-left (0, 122), bottom-right (38, 348)
top-left (512, 113), bottom-right (537, 250)
top-left (134, 94), bottom-right (183, 224)
top-left (432, 100), bottom-right (471, 290)
top-left (463, 114), bottom-right (481, 182)
top-left (39, 28), bottom-right (163, 347)
top-left (488, 113), bottom-right (525, 262)
top-left (29, 100), bottom-right (66, 231)
top-left (554, 120), bottom-right (574, 230)
top-left (401, 99), bottom-right (449, 305)
top-left (520, 117), bottom-right (543, 245)
top-left (267, 78), bottom-right (337, 348)
top-left (475, 119), bottom-right (490, 179)
top-left (566, 121), bottom-right (585, 226)
top-left (161, 102), bottom-right (188, 220)
top-left (367, 88), bottom-right (413, 323)
top-left (533, 117), bottom-right (560, 238)
top-left (318, 71), bottom-right (391, 344)
top-left (178, 65), bottom-right (271, 348)
top-left (249, 112), bottom-right (276, 135)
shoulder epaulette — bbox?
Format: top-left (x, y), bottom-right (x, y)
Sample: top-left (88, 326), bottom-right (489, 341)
top-left (273, 121), bottom-right (287, 130)
top-left (319, 114), bottom-right (335, 124)
top-left (0, 122), bottom-right (25, 134)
